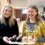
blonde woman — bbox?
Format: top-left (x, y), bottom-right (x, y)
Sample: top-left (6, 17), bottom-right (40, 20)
top-left (22, 6), bottom-right (45, 45)
top-left (0, 5), bottom-right (19, 45)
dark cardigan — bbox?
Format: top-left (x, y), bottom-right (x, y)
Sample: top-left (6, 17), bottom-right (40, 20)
top-left (0, 19), bottom-right (19, 45)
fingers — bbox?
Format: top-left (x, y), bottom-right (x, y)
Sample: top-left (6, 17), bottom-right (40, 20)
top-left (3, 36), bottom-right (9, 44)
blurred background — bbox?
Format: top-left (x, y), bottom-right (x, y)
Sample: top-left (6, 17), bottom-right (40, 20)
top-left (0, 0), bottom-right (45, 39)
top-left (0, 0), bottom-right (45, 20)
top-left (0, 0), bottom-right (27, 19)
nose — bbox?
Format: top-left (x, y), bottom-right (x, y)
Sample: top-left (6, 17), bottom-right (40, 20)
top-left (6, 11), bottom-right (9, 13)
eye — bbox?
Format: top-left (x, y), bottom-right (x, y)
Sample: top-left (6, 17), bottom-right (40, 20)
top-left (28, 10), bottom-right (34, 13)
top-left (5, 9), bottom-right (11, 12)
top-left (5, 10), bottom-right (7, 12)
top-left (8, 10), bottom-right (11, 12)
top-left (28, 10), bottom-right (30, 12)
top-left (31, 11), bottom-right (33, 13)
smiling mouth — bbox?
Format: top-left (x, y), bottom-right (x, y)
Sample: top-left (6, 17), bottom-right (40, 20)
top-left (29, 14), bottom-right (34, 16)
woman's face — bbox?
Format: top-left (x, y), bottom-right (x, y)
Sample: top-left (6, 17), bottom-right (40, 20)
top-left (3, 6), bottom-right (12, 18)
top-left (27, 8), bottom-right (37, 19)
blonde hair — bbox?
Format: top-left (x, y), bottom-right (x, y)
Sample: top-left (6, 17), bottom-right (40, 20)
top-left (1, 4), bottom-right (15, 27)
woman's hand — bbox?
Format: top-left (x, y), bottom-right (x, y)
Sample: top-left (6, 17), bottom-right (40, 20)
top-left (3, 36), bottom-right (10, 44)
top-left (9, 35), bottom-right (17, 42)
top-left (16, 35), bottom-right (22, 42)
top-left (28, 36), bottom-right (37, 43)
top-left (22, 36), bottom-right (28, 42)
top-left (22, 36), bottom-right (37, 44)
